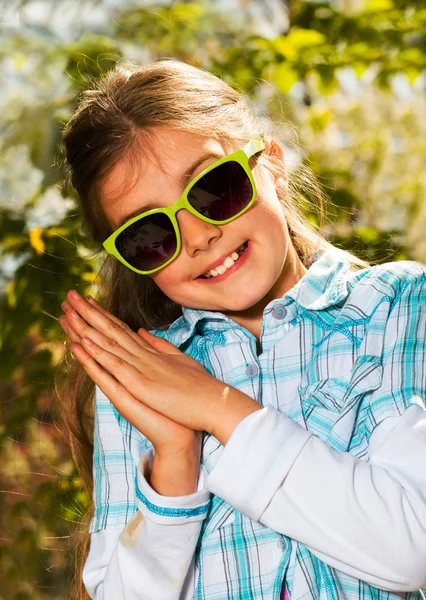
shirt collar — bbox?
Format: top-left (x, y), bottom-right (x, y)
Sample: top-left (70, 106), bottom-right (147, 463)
top-left (285, 247), bottom-right (352, 311)
top-left (161, 248), bottom-right (353, 347)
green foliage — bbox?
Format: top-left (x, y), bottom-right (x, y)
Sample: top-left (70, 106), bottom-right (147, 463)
top-left (0, 0), bottom-right (424, 597)
top-left (64, 34), bottom-right (123, 90)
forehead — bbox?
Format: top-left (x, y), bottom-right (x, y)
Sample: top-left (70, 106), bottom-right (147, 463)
top-left (147, 128), bottom-right (225, 161)
top-left (99, 127), bottom-right (226, 225)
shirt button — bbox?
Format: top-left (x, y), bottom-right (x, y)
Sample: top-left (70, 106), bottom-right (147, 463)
top-left (245, 363), bottom-right (259, 378)
top-left (277, 537), bottom-right (287, 551)
top-left (272, 304), bottom-right (287, 320)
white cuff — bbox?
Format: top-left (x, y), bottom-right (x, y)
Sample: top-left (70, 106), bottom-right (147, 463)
top-left (206, 405), bottom-right (313, 521)
top-left (135, 449), bottom-right (211, 525)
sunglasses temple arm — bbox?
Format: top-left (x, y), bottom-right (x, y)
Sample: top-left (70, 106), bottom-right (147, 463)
top-left (243, 135), bottom-right (265, 158)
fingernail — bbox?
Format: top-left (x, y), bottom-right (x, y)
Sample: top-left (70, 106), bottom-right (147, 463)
top-left (71, 290), bottom-right (80, 299)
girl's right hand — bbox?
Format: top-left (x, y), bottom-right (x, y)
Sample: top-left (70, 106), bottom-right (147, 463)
top-left (59, 297), bottom-right (200, 458)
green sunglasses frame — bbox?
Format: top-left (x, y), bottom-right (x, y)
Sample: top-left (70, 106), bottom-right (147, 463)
top-left (102, 135), bottom-right (265, 275)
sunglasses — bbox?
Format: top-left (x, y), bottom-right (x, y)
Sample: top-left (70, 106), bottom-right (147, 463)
top-left (102, 135), bottom-right (265, 275)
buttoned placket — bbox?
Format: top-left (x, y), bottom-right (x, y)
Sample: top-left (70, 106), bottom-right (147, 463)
top-left (259, 300), bottom-right (295, 352)
top-left (231, 301), bottom-right (295, 409)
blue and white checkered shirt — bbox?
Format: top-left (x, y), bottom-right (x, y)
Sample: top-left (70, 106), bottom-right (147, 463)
top-left (86, 248), bottom-right (426, 599)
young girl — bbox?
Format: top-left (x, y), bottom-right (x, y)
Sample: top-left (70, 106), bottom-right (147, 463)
top-left (57, 59), bottom-right (426, 600)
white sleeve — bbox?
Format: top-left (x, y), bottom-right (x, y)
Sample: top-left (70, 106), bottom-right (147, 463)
top-left (206, 403), bottom-right (426, 592)
top-left (83, 449), bottom-right (209, 599)
top-left (82, 385), bottom-right (210, 599)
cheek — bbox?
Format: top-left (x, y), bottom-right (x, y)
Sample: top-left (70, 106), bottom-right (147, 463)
top-left (151, 271), bottom-right (176, 292)
top-left (151, 272), bottom-right (197, 307)
top-left (253, 192), bottom-right (288, 234)
top-left (150, 259), bottom-right (188, 295)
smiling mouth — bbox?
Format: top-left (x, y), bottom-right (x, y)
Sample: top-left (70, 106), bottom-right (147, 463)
top-left (196, 241), bottom-right (249, 279)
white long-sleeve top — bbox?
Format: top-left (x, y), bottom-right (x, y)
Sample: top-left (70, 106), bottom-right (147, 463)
top-left (82, 250), bottom-right (426, 599)
top-left (82, 403), bottom-right (426, 598)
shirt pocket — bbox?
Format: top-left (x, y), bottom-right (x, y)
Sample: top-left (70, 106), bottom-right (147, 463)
top-left (299, 354), bottom-right (383, 452)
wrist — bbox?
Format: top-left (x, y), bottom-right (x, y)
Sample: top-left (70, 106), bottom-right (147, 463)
top-left (149, 440), bottom-right (202, 497)
top-left (155, 430), bottom-right (202, 460)
top-left (209, 386), bottom-right (262, 446)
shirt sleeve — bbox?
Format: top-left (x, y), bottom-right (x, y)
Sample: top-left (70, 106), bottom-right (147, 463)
top-left (207, 275), bottom-right (426, 593)
top-left (82, 385), bottom-right (211, 600)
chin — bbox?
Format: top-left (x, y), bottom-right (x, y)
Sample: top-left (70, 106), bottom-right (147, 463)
top-left (223, 293), bottom-right (269, 314)
top-left (241, 282), bottom-right (273, 303)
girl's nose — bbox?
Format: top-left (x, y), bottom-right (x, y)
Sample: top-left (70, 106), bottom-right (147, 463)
top-left (177, 209), bottom-right (222, 257)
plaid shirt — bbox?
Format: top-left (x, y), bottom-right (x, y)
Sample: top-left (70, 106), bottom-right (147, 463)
top-left (89, 248), bottom-right (426, 599)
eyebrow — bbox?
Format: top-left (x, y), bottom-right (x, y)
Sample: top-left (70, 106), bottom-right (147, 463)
top-left (117, 152), bottom-right (223, 228)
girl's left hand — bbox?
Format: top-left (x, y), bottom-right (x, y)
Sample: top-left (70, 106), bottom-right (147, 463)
top-left (59, 291), bottom-right (260, 444)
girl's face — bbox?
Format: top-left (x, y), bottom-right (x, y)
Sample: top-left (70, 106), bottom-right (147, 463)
top-left (100, 127), bottom-right (305, 324)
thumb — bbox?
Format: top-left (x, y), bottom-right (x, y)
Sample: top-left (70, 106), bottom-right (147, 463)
top-left (137, 327), bottom-right (182, 355)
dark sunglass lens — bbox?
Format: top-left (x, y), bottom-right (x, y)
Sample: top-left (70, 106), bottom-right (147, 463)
top-left (188, 161), bottom-right (253, 221)
top-left (115, 213), bottom-right (176, 271)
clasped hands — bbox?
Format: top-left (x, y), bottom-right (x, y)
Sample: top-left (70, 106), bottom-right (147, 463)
top-left (59, 290), bottom-right (261, 449)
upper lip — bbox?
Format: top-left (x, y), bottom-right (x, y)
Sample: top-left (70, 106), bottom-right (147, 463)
top-left (198, 242), bottom-right (246, 277)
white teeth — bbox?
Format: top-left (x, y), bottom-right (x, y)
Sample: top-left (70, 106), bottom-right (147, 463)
top-left (203, 244), bottom-right (246, 278)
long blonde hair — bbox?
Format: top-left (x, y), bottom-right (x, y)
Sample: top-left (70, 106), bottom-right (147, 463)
top-left (54, 58), bottom-right (368, 599)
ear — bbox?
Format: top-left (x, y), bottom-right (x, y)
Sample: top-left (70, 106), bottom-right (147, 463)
top-left (269, 139), bottom-right (284, 161)
top-left (268, 139), bottom-right (288, 188)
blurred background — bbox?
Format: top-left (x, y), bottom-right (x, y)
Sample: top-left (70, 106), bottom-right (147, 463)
top-left (0, 0), bottom-right (425, 597)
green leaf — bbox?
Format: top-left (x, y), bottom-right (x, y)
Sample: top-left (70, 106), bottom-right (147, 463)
top-left (364, 0), bottom-right (394, 13)
top-left (273, 29), bottom-right (326, 60)
top-left (352, 61), bottom-right (370, 78)
top-left (287, 28), bottom-right (326, 49)
top-left (310, 109), bottom-right (332, 133)
top-left (168, 2), bottom-right (205, 23)
top-left (404, 67), bottom-right (422, 83)
top-left (314, 66), bottom-right (339, 95)
top-left (270, 62), bottom-right (300, 95)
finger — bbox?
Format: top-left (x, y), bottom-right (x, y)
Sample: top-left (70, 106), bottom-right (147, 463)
top-left (61, 299), bottom-right (99, 344)
top-left (78, 336), bottom-right (141, 381)
top-left (59, 314), bottom-right (81, 344)
top-left (60, 299), bottom-right (85, 342)
top-left (63, 308), bottom-right (139, 366)
top-left (68, 291), bottom-right (156, 355)
top-left (70, 342), bottom-right (171, 434)
top-left (61, 300), bottom-right (72, 313)
top-left (87, 299), bottom-right (162, 353)
top-left (66, 290), bottom-right (153, 356)
top-left (75, 337), bottom-right (163, 418)
top-left (85, 296), bottom-right (134, 328)
top-left (137, 328), bottom-right (183, 356)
